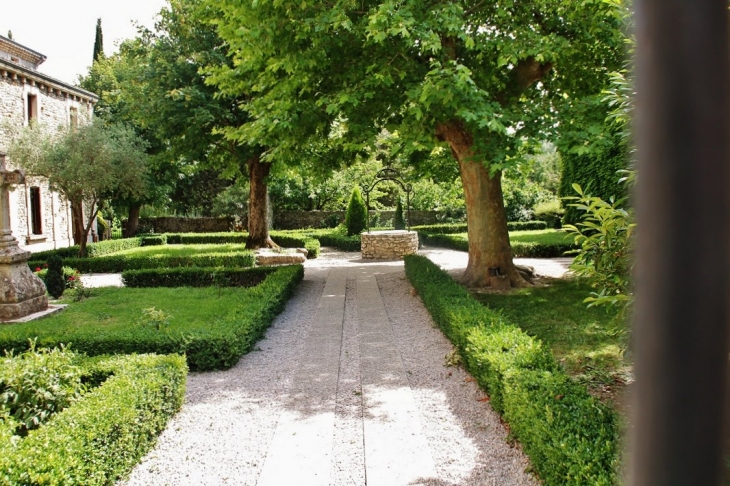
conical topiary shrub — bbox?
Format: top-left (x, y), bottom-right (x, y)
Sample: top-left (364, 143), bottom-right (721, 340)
top-left (345, 186), bottom-right (368, 236)
top-left (394, 197), bottom-right (406, 230)
top-left (45, 255), bottom-right (66, 299)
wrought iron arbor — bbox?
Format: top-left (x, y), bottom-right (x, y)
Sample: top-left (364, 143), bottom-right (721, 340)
top-left (362, 164), bottom-right (413, 233)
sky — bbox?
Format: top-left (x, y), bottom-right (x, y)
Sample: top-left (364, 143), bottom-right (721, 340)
top-left (1, 0), bottom-right (169, 85)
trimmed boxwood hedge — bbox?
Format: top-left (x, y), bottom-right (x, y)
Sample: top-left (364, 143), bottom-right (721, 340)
top-left (412, 221), bottom-right (547, 235)
top-left (417, 232), bottom-right (576, 258)
top-left (122, 266), bottom-right (276, 288)
top-left (165, 232), bottom-right (247, 245)
top-left (0, 353), bottom-right (187, 486)
top-left (270, 232), bottom-right (320, 259)
top-left (315, 233), bottom-right (361, 251)
top-left (140, 235), bottom-right (167, 246)
top-left (0, 265), bottom-right (304, 371)
top-left (404, 255), bottom-right (619, 485)
top-left (30, 238), bottom-right (143, 261)
top-left (28, 251), bottom-right (255, 274)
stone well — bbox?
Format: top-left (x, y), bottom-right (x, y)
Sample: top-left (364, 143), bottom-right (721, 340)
top-left (361, 230), bottom-right (419, 260)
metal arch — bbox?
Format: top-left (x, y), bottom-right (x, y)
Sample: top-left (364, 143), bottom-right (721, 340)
top-left (362, 166), bottom-right (413, 233)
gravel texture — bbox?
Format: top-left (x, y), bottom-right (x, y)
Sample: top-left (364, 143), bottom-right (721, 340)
top-left (120, 247), bottom-right (541, 485)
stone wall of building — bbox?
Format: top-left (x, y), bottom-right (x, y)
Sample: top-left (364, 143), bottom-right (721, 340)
top-left (0, 72), bottom-right (94, 253)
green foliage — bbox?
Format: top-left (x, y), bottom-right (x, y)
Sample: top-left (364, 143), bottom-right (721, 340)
top-left (31, 244), bottom-right (255, 273)
top-left (137, 307), bottom-right (172, 332)
top-left (412, 221), bottom-right (548, 235)
top-left (417, 229), bottom-right (575, 257)
top-left (314, 232), bottom-right (362, 252)
top-left (0, 353), bottom-right (186, 485)
top-left (0, 342), bottom-right (86, 436)
top-left (270, 233), bottom-right (321, 259)
top-left (44, 255), bottom-right (65, 299)
top-left (165, 233), bottom-right (247, 245)
top-left (534, 200), bottom-right (566, 229)
top-left (8, 121), bottom-right (150, 256)
top-left (30, 237), bottom-right (143, 261)
top-left (122, 266), bottom-right (275, 288)
top-left (140, 235), bottom-right (168, 246)
top-left (404, 255), bottom-right (618, 485)
top-left (563, 184), bottom-right (634, 312)
top-left (93, 18), bottom-right (104, 63)
top-left (0, 265), bottom-right (304, 371)
top-left (502, 174), bottom-right (552, 222)
top-left (394, 197), bottom-right (406, 230)
top-left (345, 186), bottom-right (368, 236)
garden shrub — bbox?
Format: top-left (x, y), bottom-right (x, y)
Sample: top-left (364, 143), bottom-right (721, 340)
top-left (165, 233), bottom-right (247, 245)
top-left (316, 233), bottom-right (361, 251)
top-left (0, 353), bottom-right (186, 485)
top-left (30, 238), bottom-right (143, 261)
top-left (534, 200), bottom-right (566, 229)
top-left (0, 265), bottom-right (304, 371)
top-left (394, 197), bottom-right (406, 230)
top-left (44, 255), bottom-right (65, 299)
top-left (29, 251), bottom-right (255, 274)
top-left (417, 232), bottom-right (575, 258)
top-left (122, 266), bottom-right (276, 288)
top-left (0, 342), bottom-right (86, 436)
top-left (140, 235), bottom-right (168, 247)
top-left (412, 221), bottom-right (547, 235)
top-left (345, 186), bottom-right (368, 236)
top-left (404, 255), bottom-right (618, 485)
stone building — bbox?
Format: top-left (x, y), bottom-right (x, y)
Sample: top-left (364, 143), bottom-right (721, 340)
top-left (0, 34), bottom-right (97, 252)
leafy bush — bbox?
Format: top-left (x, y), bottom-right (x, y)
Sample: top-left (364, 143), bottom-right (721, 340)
top-left (0, 353), bottom-right (186, 485)
top-left (0, 265), bottom-right (304, 371)
top-left (404, 255), bottom-right (618, 485)
top-left (122, 266), bottom-right (276, 288)
top-left (140, 235), bottom-right (168, 246)
top-left (30, 238), bottom-right (143, 261)
top-left (30, 251), bottom-right (255, 274)
top-left (35, 266), bottom-right (80, 290)
top-left (412, 221), bottom-right (547, 235)
top-left (44, 255), bottom-right (65, 299)
top-left (316, 232), bottom-right (361, 251)
top-left (509, 221), bottom-right (548, 231)
top-left (345, 186), bottom-right (368, 236)
top-left (417, 231), bottom-right (574, 258)
top-left (534, 200), bottom-right (566, 229)
top-left (563, 183), bottom-right (634, 311)
top-left (0, 342), bottom-right (86, 436)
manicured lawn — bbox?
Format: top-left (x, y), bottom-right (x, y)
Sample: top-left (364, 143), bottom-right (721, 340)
top-left (473, 278), bottom-right (631, 411)
top-left (109, 243), bottom-right (249, 257)
top-left (0, 265), bottom-right (304, 370)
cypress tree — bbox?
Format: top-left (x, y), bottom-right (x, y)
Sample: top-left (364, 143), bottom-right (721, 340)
top-left (394, 196), bottom-right (406, 230)
top-left (93, 18), bottom-right (104, 62)
top-left (45, 255), bottom-right (66, 299)
top-left (7, 31), bottom-right (12, 41)
top-left (345, 186), bottom-right (368, 236)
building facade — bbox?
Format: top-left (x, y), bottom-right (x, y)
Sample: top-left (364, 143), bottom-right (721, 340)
top-left (0, 34), bottom-right (97, 252)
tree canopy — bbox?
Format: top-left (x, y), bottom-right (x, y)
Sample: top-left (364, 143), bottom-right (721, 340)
top-left (206, 0), bottom-right (625, 285)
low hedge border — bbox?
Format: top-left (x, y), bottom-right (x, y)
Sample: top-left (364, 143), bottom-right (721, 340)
top-left (0, 265), bottom-right (304, 371)
top-left (140, 235), bottom-right (167, 247)
top-left (0, 353), bottom-right (187, 485)
top-left (270, 232), bottom-right (321, 259)
top-left (417, 233), bottom-right (576, 258)
top-left (28, 252), bottom-right (255, 274)
top-left (30, 238), bottom-right (143, 260)
top-left (404, 255), bottom-right (618, 485)
top-left (314, 233), bottom-right (361, 251)
top-left (165, 233), bottom-right (247, 245)
top-left (412, 221), bottom-right (547, 234)
top-left (122, 266), bottom-right (276, 288)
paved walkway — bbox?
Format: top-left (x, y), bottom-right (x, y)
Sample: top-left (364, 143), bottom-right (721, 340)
top-left (120, 248), bottom-right (569, 485)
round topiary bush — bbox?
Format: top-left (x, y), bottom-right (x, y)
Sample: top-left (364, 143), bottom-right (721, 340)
top-left (345, 186), bottom-right (368, 236)
top-left (45, 255), bottom-right (66, 299)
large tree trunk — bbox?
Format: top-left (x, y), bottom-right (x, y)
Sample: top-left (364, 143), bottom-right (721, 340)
top-left (436, 121), bottom-right (530, 288)
top-left (246, 154), bottom-right (277, 249)
top-left (71, 201), bottom-right (88, 257)
top-left (124, 203), bottom-right (141, 238)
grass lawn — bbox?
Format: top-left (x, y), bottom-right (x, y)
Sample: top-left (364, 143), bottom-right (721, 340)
top-left (109, 243), bottom-right (249, 258)
top-left (473, 278), bottom-right (632, 412)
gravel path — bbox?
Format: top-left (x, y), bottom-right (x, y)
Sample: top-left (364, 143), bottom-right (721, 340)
top-left (121, 248), bottom-right (542, 485)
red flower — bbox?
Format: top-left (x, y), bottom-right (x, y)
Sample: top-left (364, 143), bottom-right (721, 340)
top-left (43, 263), bottom-right (48, 268)
top-left (35, 267), bottom-right (41, 272)
top-left (68, 276), bottom-right (75, 281)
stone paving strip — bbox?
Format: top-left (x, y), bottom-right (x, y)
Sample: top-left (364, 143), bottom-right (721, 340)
top-left (122, 249), bottom-right (540, 485)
